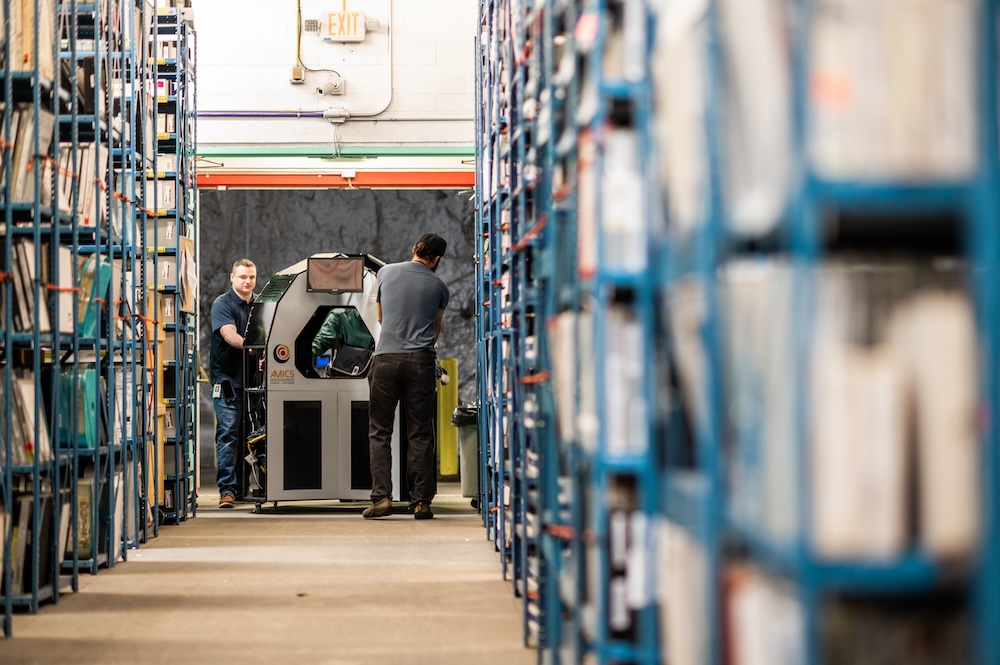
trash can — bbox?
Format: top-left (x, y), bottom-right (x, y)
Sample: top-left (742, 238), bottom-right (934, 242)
top-left (452, 403), bottom-right (479, 499)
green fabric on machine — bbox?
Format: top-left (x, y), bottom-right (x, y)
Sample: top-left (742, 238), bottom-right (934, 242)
top-left (311, 307), bottom-right (375, 376)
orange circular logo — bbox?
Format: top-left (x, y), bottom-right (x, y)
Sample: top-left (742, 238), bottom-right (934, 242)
top-left (273, 344), bottom-right (291, 363)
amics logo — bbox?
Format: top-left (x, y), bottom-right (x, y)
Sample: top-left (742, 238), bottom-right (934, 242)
top-left (273, 344), bottom-right (291, 363)
top-left (270, 368), bottom-right (296, 385)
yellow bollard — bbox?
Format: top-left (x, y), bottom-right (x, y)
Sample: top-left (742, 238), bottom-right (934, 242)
top-left (437, 357), bottom-right (459, 477)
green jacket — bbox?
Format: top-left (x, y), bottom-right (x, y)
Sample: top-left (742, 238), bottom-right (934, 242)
top-left (311, 307), bottom-right (375, 375)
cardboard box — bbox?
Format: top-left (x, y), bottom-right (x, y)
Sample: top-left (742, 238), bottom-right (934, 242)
top-left (161, 294), bottom-right (177, 325)
top-left (157, 255), bottom-right (176, 285)
top-left (160, 332), bottom-right (177, 363)
top-left (144, 180), bottom-right (176, 212)
top-left (145, 217), bottom-right (177, 249)
top-left (163, 406), bottom-right (177, 439)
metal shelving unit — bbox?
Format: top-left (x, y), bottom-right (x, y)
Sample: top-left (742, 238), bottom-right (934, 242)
top-left (0, 0), bottom-right (172, 637)
top-left (477, 1), bottom-right (1000, 663)
top-left (151, 5), bottom-right (197, 525)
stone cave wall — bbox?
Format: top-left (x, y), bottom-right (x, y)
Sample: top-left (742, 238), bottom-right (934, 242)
top-left (197, 188), bottom-right (480, 405)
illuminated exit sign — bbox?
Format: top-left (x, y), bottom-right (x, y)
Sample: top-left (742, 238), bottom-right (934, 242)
top-left (325, 12), bottom-right (366, 42)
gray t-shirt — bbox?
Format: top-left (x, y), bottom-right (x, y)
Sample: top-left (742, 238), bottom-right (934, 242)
top-left (375, 261), bottom-right (450, 354)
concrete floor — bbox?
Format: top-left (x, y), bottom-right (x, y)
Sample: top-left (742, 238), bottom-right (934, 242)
top-left (0, 487), bottom-right (534, 665)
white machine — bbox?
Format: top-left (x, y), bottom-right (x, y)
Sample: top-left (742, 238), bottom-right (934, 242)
top-left (242, 253), bottom-right (405, 512)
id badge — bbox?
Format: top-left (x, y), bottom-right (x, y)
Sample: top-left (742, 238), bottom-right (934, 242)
top-left (212, 383), bottom-right (222, 398)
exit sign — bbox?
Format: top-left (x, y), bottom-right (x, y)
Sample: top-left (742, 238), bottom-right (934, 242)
top-left (325, 12), bottom-right (366, 42)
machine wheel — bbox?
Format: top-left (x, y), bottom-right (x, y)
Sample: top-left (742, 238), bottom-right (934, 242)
top-left (253, 502), bottom-right (263, 514)
top-left (272, 501), bottom-right (278, 510)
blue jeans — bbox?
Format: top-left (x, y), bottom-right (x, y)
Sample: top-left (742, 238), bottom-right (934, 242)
top-left (367, 351), bottom-right (437, 504)
top-left (214, 394), bottom-right (240, 499)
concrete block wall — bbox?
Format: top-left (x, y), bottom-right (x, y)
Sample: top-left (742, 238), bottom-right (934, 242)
top-left (195, 0), bottom-right (476, 148)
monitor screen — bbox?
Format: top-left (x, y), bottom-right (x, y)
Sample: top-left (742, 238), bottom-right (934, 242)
top-left (306, 256), bottom-right (364, 293)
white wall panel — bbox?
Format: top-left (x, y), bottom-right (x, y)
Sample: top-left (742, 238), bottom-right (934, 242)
top-left (195, 0), bottom-right (474, 150)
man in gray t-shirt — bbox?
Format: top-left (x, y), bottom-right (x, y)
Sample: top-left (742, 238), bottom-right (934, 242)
top-left (363, 233), bottom-right (450, 520)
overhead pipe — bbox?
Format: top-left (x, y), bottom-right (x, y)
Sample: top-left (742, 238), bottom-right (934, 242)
top-left (198, 111), bottom-right (326, 118)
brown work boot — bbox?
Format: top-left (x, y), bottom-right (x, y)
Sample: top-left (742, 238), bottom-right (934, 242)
top-left (362, 497), bottom-right (393, 519)
top-left (218, 494), bottom-right (235, 509)
top-left (413, 501), bottom-right (433, 520)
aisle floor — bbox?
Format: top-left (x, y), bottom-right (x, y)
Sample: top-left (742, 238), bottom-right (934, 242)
top-left (0, 487), bottom-right (534, 665)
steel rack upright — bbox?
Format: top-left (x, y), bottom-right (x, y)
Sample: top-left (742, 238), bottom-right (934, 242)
top-left (151, 5), bottom-right (197, 524)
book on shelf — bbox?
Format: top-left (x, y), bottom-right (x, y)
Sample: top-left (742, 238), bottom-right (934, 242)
top-left (600, 128), bottom-right (646, 274)
top-left (604, 306), bottom-right (648, 457)
top-left (656, 517), bottom-right (707, 665)
top-left (892, 288), bottom-right (978, 558)
top-left (15, 238), bottom-right (53, 334)
top-left (15, 368), bottom-right (53, 464)
top-left (58, 365), bottom-right (105, 450)
top-left (576, 311), bottom-right (599, 454)
top-left (650, 0), bottom-right (708, 234)
top-left (724, 564), bottom-right (805, 665)
top-left (77, 253), bottom-right (112, 338)
top-left (810, 343), bottom-right (907, 559)
top-left (719, 261), bottom-right (797, 544)
top-left (576, 131), bottom-right (598, 278)
top-left (9, 493), bottom-right (33, 595)
top-left (667, 279), bottom-right (710, 444)
top-left (717, 0), bottom-right (791, 237)
top-left (52, 490), bottom-right (72, 584)
top-left (0, 506), bottom-right (8, 583)
top-left (8, 104), bottom-right (56, 205)
top-left (55, 244), bottom-right (75, 334)
top-left (74, 143), bottom-right (109, 228)
top-left (178, 236), bottom-right (197, 314)
top-left (13, 0), bottom-right (56, 81)
top-left (72, 466), bottom-right (95, 560)
top-left (3, 370), bottom-right (29, 465)
top-left (548, 312), bottom-right (578, 443)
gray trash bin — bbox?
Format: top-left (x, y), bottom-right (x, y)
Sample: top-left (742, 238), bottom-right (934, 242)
top-left (452, 404), bottom-right (479, 498)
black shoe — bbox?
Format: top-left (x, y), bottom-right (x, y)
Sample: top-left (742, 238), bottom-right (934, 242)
top-left (413, 501), bottom-right (433, 520)
top-left (362, 497), bottom-right (393, 519)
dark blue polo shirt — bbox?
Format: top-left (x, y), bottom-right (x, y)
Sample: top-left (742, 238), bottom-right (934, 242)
top-left (210, 287), bottom-right (252, 389)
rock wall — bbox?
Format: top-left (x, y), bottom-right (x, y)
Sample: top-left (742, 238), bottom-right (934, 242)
top-left (198, 188), bottom-right (479, 404)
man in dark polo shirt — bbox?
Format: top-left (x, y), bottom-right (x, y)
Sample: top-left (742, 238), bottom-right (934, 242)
top-left (210, 258), bottom-right (257, 508)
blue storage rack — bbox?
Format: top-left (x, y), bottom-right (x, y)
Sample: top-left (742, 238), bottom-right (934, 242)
top-left (151, 6), bottom-right (197, 525)
top-left (0, 0), bottom-right (174, 637)
top-left (478, 0), bottom-right (1000, 663)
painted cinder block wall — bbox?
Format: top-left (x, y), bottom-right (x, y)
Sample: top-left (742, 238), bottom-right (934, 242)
top-left (195, 0), bottom-right (477, 148)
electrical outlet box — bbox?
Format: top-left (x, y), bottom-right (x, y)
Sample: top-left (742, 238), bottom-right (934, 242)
top-left (290, 66), bottom-right (305, 84)
top-left (303, 18), bottom-right (321, 32)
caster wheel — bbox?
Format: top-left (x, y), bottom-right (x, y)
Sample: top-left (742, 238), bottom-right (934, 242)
top-left (253, 503), bottom-right (262, 514)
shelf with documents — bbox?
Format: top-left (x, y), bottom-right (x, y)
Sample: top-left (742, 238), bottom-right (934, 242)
top-left (653, 0), bottom-right (1000, 663)
top-left (477, 1), bottom-right (662, 662)
top-left (149, 6), bottom-right (197, 525)
top-left (0, 0), bottom-right (166, 637)
top-left (479, 0), bottom-right (1000, 663)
